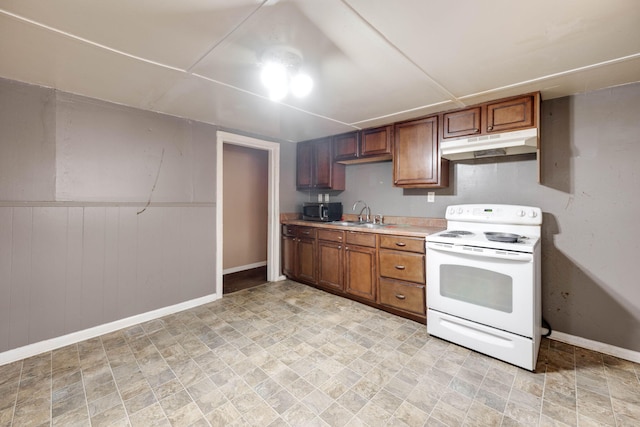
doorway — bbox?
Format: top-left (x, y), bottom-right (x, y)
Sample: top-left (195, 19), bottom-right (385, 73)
top-left (215, 131), bottom-right (281, 297)
top-left (222, 144), bottom-right (268, 293)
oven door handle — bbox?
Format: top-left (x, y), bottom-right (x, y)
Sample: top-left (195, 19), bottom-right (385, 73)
top-left (426, 241), bottom-right (533, 262)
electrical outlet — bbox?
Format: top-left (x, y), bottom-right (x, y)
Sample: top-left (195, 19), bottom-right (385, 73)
top-left (427, 192), bottom-right (435, 203)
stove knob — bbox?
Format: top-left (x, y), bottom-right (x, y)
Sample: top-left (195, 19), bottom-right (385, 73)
top-left (448, 208), bottom-right (455, 215)
top-left (528, 210), bottom-right (538, 218)
top-left (517, 210), bottom-right (526, 217)
top-left (457, 207), bottom-right (464, 214)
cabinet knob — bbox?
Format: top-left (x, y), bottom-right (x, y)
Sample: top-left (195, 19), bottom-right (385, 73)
top-left (338, 245), bottom-right (342, 249)
top-left (395, 294), bottom-right (406, 300)
top-left (488, 125), bottom-right (493, 131)
top-left (395, 265), bottom-right (406, 270)
top-left (395, 242), bottom-right (406, 247)
top-left (473, 128), bottom-right (479, 133)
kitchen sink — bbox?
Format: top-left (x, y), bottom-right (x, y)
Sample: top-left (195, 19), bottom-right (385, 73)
top-left (329, 220), bottom-right (391, 228)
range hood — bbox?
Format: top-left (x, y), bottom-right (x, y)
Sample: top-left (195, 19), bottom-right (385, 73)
top-left (441, 128), bottom-right (538, 161)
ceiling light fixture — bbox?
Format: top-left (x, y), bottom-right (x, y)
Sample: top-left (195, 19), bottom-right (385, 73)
top-left (259, 46), bottom-right (313, 101)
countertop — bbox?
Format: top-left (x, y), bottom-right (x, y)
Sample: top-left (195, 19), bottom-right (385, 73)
top-left (281, 213), bottom-right (446, 238)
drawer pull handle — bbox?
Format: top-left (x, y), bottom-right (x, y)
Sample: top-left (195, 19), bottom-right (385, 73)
top-left (395, 242), bottom-right (406, 247)
top-left (395, 265), bottom-right (406, 270)
top-left (395, 294), bottom-right (406, 300)
top-left (302, 231), bottom-right (310, 235)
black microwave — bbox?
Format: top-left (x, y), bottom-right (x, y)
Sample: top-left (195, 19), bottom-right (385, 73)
top-left (302, 202), bottom-right (343, 222)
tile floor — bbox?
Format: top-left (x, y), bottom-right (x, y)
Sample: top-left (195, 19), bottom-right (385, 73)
top-left (1, 280), bottom-right (639, 427)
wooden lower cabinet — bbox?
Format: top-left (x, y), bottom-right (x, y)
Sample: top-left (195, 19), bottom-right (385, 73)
top-left (281, 234), bottom-right (296, 278)
top-left (318, 229), bottom-right (344, 292)
top-left (281, 225), bottom-right (317, 284)
top-left (344, 244), bottom-right (377, 302)
top-left (378, 234), bottom-right (427, 319)
top-left (282, 224), bottom-right (427, 322)
top-left (297, 236), bottom-right (317, 284)
top-left (379, 278), bottom-right (425, 316)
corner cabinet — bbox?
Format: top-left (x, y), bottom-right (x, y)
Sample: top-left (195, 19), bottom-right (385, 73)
top-left (393, 116), bottom-right (449, 188)
top-left (297, 137), bottom-right (345, 190)
top-left (281, 225), bottom-right (317, 285)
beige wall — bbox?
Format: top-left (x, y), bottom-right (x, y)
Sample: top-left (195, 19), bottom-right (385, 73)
top-left (222, 144), bottom-right (268, 271)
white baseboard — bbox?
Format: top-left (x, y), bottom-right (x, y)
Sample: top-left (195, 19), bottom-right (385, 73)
top-left (0, 292), bottom-right (221, 366)
top-left (549, 331), bottom-right (640, 363)
top-left (222, 261), bottom-right (267, 275)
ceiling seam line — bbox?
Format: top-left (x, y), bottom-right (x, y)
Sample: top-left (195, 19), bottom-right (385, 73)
top-left (459, 52), bottom-right (640, 100)
top-left (349, 100), bottom-right (453, 127)
top-left (192, 73), bottom-right (360, 130)
top-left (339, 0), bottom-right (465, 108)
top-left (0, 9), bottom-right (186, 73)
top-left (185, 0), bottom-right (269, 73)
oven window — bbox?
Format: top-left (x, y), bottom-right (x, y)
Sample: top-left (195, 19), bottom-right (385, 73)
top-left (440, 265), bottom-right (513, 313)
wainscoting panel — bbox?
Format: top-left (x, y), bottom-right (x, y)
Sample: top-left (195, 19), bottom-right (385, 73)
top-left (0, 205), bottom-right (216, 354)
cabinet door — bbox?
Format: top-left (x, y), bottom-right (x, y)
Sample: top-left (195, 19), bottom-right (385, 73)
top-left (393, 116), bottom-right (448, 188)
top-left (333, 132), bottom-right (360, 161)
top-left (282, 235), bottom-right (297, 278)
top-left (318, 240), bottom-right (343, 292)
top-left (442, 107), bottom-right (481, 139)
top-left (486, 94), bottom-right (535, 133)
top-left (313, 137), bottom-right (333, 188)
top-left (361, 125), bottom-right (393, 157)
top-left (296, 142), bottom-right (313, 189)
top-left (344, 244), bottom-right (376, 301)
top-left (297, 237), bottom-right (317, 284)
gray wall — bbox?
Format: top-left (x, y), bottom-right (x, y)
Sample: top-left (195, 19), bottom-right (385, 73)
top-left (0, 79), bottom-right (217, 353)
top-left (295, 83), bottom-right (640, 353)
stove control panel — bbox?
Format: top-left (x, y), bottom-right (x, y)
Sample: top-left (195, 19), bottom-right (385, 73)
top-left (445, 204), bottom-right (542, 225)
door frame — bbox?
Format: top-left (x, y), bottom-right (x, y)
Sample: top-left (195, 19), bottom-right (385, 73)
top-left (216, 131), bottom-right (282, 296)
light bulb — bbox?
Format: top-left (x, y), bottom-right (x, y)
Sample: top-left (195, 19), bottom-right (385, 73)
top-left (290, 72), bottom-right (313, 98)
top-left (260, 62), bottom-right (287, 88)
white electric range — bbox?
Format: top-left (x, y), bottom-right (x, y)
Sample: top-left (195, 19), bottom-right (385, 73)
top-left (426, 204), bottom-right (542, 371)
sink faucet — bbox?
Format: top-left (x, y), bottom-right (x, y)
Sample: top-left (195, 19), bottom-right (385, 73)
top-left (352, 200), bottom-right (371, 223)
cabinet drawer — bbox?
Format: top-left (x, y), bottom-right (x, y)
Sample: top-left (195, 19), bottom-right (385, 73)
top-left (345, 231), bottom-right (376, 247)
top-left (379, 250), bottom-right (424, 283)
top-left (379, 235), bottom-right (425, 253)
top-left (379, 278), bottom-right (425, 315)
top-left (318, 229), bottom-right (344, 242)
top-left (297, 227), bottom-right (317, 239)
top-left (282, 224), bottom-right (297, 237)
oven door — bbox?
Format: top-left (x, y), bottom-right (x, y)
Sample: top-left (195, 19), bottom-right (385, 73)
top-left (426, 241), bottom-right (535, 337)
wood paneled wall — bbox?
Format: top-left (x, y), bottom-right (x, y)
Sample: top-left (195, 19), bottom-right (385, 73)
top-left (0, 206), bottom-right (214, 352)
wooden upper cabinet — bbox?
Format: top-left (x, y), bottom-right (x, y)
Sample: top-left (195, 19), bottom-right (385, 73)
top-left (361, 125), bottom-right (393, 158)
top-left (486, 94), bottom-right (535, 133)
top-left (442, 107), bottom-right (481, 139)
top-left (333, 131), bottom-right (360, 161)
top-left (393, 116), bottom-right (449, 188)
top-left (296, 142), bottom-right (314, 188)
top-left (313, 138), bottom-right (333, 188)
top-left (333, 126), bottom-right (393, 164)
top-left (297, 137), bottom-right (345, 190)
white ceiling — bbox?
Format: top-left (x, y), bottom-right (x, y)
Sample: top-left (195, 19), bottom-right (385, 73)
top-left (1, 0), bottom-right (639, 142)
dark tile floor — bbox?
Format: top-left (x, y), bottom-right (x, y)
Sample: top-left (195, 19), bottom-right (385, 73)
top-left (1, 280), bottom-right (639, 426)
